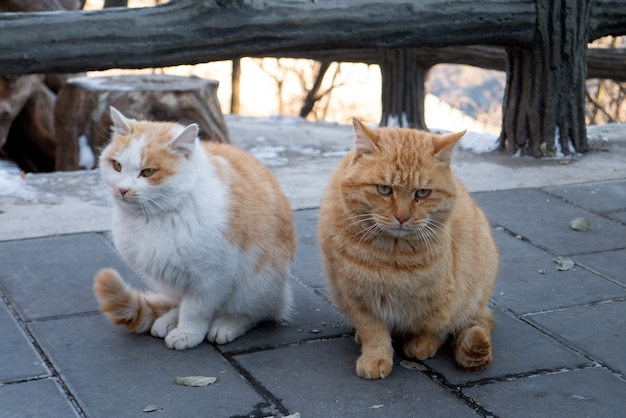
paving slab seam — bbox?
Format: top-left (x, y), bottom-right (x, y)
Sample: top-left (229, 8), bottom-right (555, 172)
top-left (0, 287), bottom-right (88, 417)
top-left (540, 187), bottom-right (626, 226)
top-left (487, 302), bottom-right (616, 376)
top-left (493, 222), bottom-right (626, 260)
top-left (518, 315), bottom-right (626, 382)
top-left (490, 299), bottom-right (623, 370)
top-left (457, 364), bottom-right (598, 389)
top-left (407, 363), bottom-right (498, 417)
top-left (497, 296), bottom-right (626, 318)
top-left (575, 261), bottom-right (626, 289)
top-left (518, 296), bottom-right (626, 317)
top-left (219, 332), bottom-right (353, 357)
top-left (23, 311), bottom-right (102, 324)
top-left (220, 353), bottom-right (291, 416)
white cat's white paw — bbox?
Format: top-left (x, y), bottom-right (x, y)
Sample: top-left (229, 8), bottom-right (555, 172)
top-left (164, 327), bottom-right (205, 350)
top-left (207, 316), bottom-right (251, 344)
top-left (150, 309), bottom-right (178, 339)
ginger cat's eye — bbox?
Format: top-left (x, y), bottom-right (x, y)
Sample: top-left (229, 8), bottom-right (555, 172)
top-left (140, 168), bottom-right (157, 178)
top-left (377, 184), bottom-right (392, 195)
top-left (112, 160), bottom-right (122, 172)
top-left (415, 189), bottom-right (431, 200)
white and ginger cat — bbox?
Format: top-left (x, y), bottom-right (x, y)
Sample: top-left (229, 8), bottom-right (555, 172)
top-left (94, 107), bottom-right (296, 350)
top-left (318, 119), bottom-right (498, 379)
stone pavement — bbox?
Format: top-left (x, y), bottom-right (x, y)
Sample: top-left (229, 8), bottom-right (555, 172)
top-left (1, 117), bottom-right (626, 417)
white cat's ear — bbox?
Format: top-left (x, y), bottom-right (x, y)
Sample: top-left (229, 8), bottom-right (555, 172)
top-left (434, 130), bottom-right (465, 165)
top-left (353, 118), bottom-right (378, 155)
top-left (169, 123), bottom-right (198, 158)
top-left (110, 106), bottom-right (133, 136)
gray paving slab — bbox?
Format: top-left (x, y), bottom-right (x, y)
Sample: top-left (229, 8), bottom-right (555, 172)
top-left (464, 367), bottom-right (626, 418)
top-left (219, 278), bottom-right (352, 353)
top-left (0, 233), bottom-right (140, 321)
top-left (423, 309), bottom-right (589, 386)
top-left (543, 179), bottom-right (626, 212)
top-left (0, 302), bottom-right (48, 382)
top-left (0, 378), bottom-right (78, 418)
top-left (292, 209), bottom-right (327, 292)
top-left (29, 314), bottom-right (267, 418)
top-left (527, 299), bottom-right (626, 374)
top-left (574, 249), bottom-right (626, 286)
top-left (491, 229), bottom-right (626, 314)
top-left (235, 337), bottom-right (480, 418)
top-left (473, 188), bottom-right (626, 255)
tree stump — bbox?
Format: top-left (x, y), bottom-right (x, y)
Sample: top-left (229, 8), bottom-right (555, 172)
top-left (54, 74), bottom-right (230, 171)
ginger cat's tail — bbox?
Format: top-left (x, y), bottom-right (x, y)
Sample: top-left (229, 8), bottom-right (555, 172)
top-left (93, 268), bottom-right (174, 334)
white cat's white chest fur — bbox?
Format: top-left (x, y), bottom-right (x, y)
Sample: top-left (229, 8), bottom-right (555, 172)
top-left (111, 176), bottom-right (246, 295)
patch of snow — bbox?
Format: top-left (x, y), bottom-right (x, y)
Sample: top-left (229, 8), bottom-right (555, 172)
top-left (425, 94), bottom-right (497, 136)
top-left (458, 130), bottom-right (498, 153)
top-left (248, 145), bottom-right (287, 159)
top-left (293, 146), bottom-right (322, 156)
top-left (0, 161), bottom-right (35, 198)
top-left (322, 150), bottom-right (349, 158)
top-left (78, 135), bottom-right (96, 169)
top-left (587, 123), bottom-right (626, 142)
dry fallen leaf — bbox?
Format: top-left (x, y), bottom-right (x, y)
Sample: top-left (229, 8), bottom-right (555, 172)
top-left (370, 404), bottom-right (384, 409)
top-left (569, 217), bottom-right (590, 231)
top-left (554, 256), bottom-right (575, 271)
top-left (400, 360), bottom-right (427, 371)
top-left (175, 376), bottom-right (217, 387)
top-left (142, 405), bottom-right (158, 413)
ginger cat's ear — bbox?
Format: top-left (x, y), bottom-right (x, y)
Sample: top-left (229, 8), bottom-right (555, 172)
top-left (352, 118), bottom-right (378, 156)
top-left (169, 123), bottom-right (198, 158)
top-left (110, 106), bottom-right (133, 136)
top-left (433, 130), bottom-right (465, 165)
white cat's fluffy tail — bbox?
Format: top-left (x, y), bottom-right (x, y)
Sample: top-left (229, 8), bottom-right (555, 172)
top-left (93, 268), bottom-right (174, 334)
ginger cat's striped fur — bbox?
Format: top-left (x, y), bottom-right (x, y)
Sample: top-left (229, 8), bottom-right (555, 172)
top-left (94, 107), bottom-right (295, 350)
top-left (318, 119), bottom-right (498, 379)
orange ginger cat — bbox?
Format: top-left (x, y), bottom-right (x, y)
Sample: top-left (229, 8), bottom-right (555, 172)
top-left (318, 119), bottom-right (498, 379)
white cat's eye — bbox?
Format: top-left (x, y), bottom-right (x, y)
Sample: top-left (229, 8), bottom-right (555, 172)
top-left (377, 184), bottom-right (392, 195)
top-left (112, 160), bottom-right (122, 172)
top-left (140, 168), bottom-right (157, 178)
top-left (415, 189), bottom-right (431, 200)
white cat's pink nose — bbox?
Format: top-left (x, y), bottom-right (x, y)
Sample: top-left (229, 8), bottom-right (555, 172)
top-left (118, 187), bottom-right (130, 196)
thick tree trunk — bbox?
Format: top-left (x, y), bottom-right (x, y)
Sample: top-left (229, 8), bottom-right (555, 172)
top-left (54, 74), bottom-right (229, 171)
top-left (379, 49), bottom-right (428, 130)
top-left (4, 82), bottom-right (57, 172)
top-left (0, 75), bottom-right (45, 149)
top-left (499, 0), bottom-right (591, 156)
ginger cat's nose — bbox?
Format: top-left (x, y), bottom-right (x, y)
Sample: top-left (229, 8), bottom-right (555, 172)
top-left (395, 213), bottom-right (410, 224)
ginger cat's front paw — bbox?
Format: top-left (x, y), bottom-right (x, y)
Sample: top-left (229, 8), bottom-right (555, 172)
top-left (356, 355), bottom-right (393, 379)
top-left (403, 334), bottom-right (445, 360)
top-left (164, 328), bottom-right (205, 350)
top-left (453, 325), bottom-right (492, 370)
